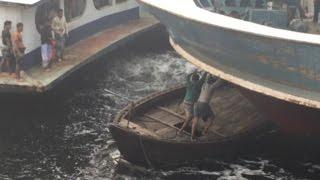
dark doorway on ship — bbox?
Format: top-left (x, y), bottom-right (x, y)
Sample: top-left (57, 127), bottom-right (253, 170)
top-left (35, 0), bottom-right (60, 33)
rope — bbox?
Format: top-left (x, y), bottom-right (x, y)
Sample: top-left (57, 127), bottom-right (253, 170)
top-left (127, 102), bottom-right (135, 128)
top-left (139, 134), bottom-right (154, 169)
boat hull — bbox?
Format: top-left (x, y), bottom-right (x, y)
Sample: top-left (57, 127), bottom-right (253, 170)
top-left (238, 87), bottom-right (320, 136)
top-left (110, 124), bottom-right (257, 168)
top-left (138, 1), bottom-right (320, 135)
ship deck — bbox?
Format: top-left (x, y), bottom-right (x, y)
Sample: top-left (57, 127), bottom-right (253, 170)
top-left (0, 17), bottom-right (159, 93)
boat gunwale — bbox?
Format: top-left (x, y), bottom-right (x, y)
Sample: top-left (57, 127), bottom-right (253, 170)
top-left (137, 0), bottom-right (320, 47)
top-left (110, 85), bottom-right (267, 144)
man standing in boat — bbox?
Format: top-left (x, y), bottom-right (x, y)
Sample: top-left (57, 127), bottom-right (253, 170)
top-left (178, 71), bottom-right (207, 135)
top-left (52, 9), bottom-right (68, 62)
top-left (191, 75), bottom-right (223, 140)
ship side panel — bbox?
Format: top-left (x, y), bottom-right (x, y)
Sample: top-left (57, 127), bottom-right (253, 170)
top-left (141, 4), bottom-right (320, 104)
top-left (19, 0), bottom-right (140, 70)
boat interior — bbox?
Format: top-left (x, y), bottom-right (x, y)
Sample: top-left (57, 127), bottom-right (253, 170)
top-left (195, 0), bottom-right (320, 34)
top-left (116, 84), bottom-right (267, 142)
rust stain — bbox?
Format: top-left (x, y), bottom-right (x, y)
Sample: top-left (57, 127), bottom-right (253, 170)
top-left (257, 55), bottom-right (269, 64)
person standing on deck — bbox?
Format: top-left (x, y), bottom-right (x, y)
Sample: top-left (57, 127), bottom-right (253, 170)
top-left (12, 23), bottom-right (26, 80)
top-left (287, 0), bottom-right (305, 23)
top-left (178, 71), bottom-right (207, 135)
top-left (52, 9), bottom-right (68, 62)
top-left (40, 19), bottom-right (53, 70)
top-left (314, 0), bottom-right (320, 23)
top-left (1, 21), bottom-right (13, 74)
top-left (191, 75), bottom-right (223, 140)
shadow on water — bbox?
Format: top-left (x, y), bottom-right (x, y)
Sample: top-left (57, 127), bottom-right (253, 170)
top-left (0, 27), bottom-right (319, 179)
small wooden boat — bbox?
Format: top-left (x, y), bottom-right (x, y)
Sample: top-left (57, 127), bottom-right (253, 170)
top-left (109, 85), bottom-right (268, 168)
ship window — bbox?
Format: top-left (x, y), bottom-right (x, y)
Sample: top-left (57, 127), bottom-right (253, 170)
top-left (116, 0), bottom-right (127, 4)
top-left (35, 0), bottom-right (60, 33)
top-left (199, 0), bottom-right (211, 7)
top-left (255, 0), bottom-right (265, 8)
top-left (225, 0), bottom-right (236, 7)
top-left (93, 0), bottom-right (112, 9)
top-left (65, 0), bottom-right (86, 22)
top-left (240, 0), bottom-right (251, 7)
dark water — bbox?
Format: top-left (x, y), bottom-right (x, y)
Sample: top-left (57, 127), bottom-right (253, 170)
top-left (0, 34), bottom-right (319, 180)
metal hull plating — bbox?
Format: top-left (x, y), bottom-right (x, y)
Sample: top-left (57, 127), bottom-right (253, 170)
top-left (138, 1), bottom-right (320, 135)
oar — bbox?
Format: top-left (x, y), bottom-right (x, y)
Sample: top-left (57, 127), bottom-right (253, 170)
top-left (103, 89), bottom-right (134, 102)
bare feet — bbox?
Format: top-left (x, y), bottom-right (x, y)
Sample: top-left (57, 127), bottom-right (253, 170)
top-left (190, 136), bottom-right (197, 141)
top-left (177, 129), bottom-right (182, 136)
top-left (202, 130), bottom-right (209, 136)
top-left (14, 74), bottom-right (21, 81)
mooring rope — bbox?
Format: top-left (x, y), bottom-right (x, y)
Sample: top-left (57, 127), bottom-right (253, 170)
top-left (139, 134), bottom-right (154, 169)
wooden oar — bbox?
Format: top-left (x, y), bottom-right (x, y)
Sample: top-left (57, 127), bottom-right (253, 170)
top-left (104, 89), bottom-right (134, 102)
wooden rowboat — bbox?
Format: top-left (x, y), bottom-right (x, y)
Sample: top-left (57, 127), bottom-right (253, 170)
top-left (109, 85), bottom-right (268, 168)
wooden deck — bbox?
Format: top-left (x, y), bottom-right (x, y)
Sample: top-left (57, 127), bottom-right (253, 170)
top-left (0, 17), bottom-right (159, 93)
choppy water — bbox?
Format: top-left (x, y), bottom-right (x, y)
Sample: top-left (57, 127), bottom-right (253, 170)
top-left (0, 36), bottom-right (319, 180)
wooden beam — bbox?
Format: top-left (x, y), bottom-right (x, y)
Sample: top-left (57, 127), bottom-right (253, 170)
top-left (156, 106), bottom-right (185, 121)
top-left (119, 119), bottom-right (160, 138)
top-left (144, 114), bottom-right (191, 136)
top-left (157, 106), bottom-right (225, 137)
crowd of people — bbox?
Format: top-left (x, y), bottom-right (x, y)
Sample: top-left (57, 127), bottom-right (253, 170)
top-left (178, 70), bottom-right (223, 140)
top-left (0, 9), bottom-right (68, 80)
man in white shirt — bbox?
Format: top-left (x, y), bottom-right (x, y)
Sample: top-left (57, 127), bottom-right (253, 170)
top-left (52, 9), bottom-right (68, 62)
top-left (191, 75), bottom-right (223, 140)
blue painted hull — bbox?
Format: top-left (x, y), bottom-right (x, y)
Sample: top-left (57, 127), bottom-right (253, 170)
top-left (139, 1), bottom-right (320, 135)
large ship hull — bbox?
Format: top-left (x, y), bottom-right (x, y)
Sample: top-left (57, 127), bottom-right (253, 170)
top-left (138, 0), bottom-right (320, 135)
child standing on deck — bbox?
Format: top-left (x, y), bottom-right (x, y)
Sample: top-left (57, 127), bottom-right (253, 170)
top-left (12, 23), bottom-right (26, 80)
